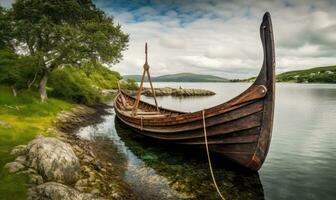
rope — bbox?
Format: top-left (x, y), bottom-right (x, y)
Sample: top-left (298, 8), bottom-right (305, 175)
top-left (140, 116), bottom-right (143, 131)
top-left (202, 110), bottom-right (226, 200)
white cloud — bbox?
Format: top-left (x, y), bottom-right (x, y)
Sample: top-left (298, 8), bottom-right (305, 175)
top-left (3, 0), bottom-right (336, 78)
top-left (99, 0), bottom-right (336, 79)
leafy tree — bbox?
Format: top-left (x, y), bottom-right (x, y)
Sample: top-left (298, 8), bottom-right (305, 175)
top-left (8, 0), bottom-right (129, 102)
top-left (0, 49), bottom-right (39, 95)
top-left (0, 6), bottom-right (12, 49)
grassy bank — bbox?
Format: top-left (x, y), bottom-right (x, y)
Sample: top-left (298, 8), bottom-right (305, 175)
top-left (236, 65), bottom-right (336, 83)
top-left (0, 86), bottom-right (73, 199)
top-left (276, 65), bottom-right (336, 83)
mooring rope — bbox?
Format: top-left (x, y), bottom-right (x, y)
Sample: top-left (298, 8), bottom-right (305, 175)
top-left (202, 110), bottom-right (226, 200)
top-left (140, 116), bottom-right (143, 131)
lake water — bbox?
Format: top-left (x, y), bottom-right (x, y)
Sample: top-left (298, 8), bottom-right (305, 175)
top-left (78, 82), bottom-right (336, 200)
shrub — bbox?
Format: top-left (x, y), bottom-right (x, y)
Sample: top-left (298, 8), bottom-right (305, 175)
top-left (49, 67), bottom-right (101, 104)
top-left (49, 62), bottom-right (122, 104)
top-left (121, 79), bottom-right (138, 90)
top-left (80, 62), bottom-right (121, 89)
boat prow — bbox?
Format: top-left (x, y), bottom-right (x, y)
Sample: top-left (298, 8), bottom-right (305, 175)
top-left (114, 12), bottom-right (275, 171)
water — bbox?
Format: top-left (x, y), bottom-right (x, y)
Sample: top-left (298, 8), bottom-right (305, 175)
top-left (77, 82), bottom-right (336, 200)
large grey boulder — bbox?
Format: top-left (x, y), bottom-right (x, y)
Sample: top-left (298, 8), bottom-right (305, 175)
top-left (27, 182), bottom-right (99, 200)
top-left (26, 137), bottom-right (80, 184)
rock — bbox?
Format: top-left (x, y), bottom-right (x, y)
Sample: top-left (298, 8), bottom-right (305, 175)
top-left (4, 161), bottom-right (25, 173)
top-left (18, 168), bottom-right (37, 175)
top-left (73, 145), bottom-right (84, 155)
top-left (92, 162), bottom-right (102, 171)
top-left (29, 174), bottom-right (44, 185)
top-left (88, 172), bottom-right (96, 182)
top-left (82, 155), bottom-right (94, 164)
top-left (93, 179), bottom-right (103, 187)
top-left (26, 137), bottom-right (80, 184)
top-left (80, 165), bottom-right (93, 178)
top-left (10, 145), bottom-right (27, 156)
top-left (75, 179), bottom-right (89, 190)
top-left (27, 182), bottom-right (101, 200)
top-left (141, 87), bottom-right (215, 97)
top-left (15, 155), bottom-right (28, 166)
top-left (88, 151), bottom-right (95, 157)
top-left (90, 188), bottom-right (100, 195)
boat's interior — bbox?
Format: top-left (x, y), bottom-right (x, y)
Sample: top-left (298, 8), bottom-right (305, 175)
top-left (116, 83), bottom-right (267, 120)
top-left (116, 91), bottom-right (184, 119)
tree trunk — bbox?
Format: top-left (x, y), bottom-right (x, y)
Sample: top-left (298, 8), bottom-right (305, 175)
top-left (27, 69), bottom-right (39, 90)
top-left (39, 71), bottom-right (49, 102)
top-left (11, 85), bottom-right (17, 97)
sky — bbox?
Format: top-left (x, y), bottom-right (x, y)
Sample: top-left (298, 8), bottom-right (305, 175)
top-left (2, 0), bottom-right (336, 78)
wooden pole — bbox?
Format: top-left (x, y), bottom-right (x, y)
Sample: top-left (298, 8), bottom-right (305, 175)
top-left (132, 43), bottom-right (159, 115)
top-left (132, 69), bottom-right (146, 115)
top-left (147, 70), bottom-right (159, 111)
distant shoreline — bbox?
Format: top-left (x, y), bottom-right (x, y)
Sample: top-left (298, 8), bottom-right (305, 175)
top-left (124, 65), bottom-right (336, 84)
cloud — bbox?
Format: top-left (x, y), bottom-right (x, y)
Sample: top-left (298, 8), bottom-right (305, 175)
top-left (3, 0), bottom-right (336, 78)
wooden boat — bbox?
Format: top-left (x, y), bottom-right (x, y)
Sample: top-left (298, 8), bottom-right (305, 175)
top-left (114, 12), bottom-right (275, 171)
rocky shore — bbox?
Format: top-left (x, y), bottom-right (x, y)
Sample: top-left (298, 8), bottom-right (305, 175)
top-left (4, 103), bottom-right (130, 200)
top-left (125, 87), bottom-right (215, 97)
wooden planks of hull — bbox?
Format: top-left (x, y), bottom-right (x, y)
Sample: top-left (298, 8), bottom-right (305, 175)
top-left (116, 111), bottom-right (263, 140)
top-left (117, 100), bottom-right (263, 132)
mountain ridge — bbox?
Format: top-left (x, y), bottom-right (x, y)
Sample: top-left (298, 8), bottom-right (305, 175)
top-left (123, 73), bottom-right (229, 82)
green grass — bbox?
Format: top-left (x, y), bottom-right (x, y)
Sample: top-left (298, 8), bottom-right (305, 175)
top-left (0, 85), bottom-right (73, 200)
top-left (236, 65), bottom-right (336, 83)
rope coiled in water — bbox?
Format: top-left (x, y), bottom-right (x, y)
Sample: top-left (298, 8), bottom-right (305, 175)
top-left (202, 110), bottom-right (226, 200)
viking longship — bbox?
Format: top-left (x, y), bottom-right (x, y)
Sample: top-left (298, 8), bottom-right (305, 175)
top-left (114, 12), bottom-right (275, 171)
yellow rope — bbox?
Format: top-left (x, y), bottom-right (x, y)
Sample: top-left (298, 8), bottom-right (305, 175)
top-left (202, 110), bottom-right (226, 200)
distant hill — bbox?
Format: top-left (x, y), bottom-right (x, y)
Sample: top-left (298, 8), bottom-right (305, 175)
top-left (123, 73), bottom-right (229, 82)
top-left (276, 65), bottom-right (336, 83)
top-left (236, 65), bottom-right (336, 83)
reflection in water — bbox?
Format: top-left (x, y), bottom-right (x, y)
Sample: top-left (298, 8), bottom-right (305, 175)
top-left (139, 82), bottom-right (336, 200)
top-left (78, 108), bottom-right (264, 200)
top-left (78, 112), bottom-right (181, 200)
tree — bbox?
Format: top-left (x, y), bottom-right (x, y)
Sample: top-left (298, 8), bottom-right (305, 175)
top-left (8, 0), bottom-right (129, 102)
top-left (0, 49), bottom-right (39, 95)
top-left (0, 6), bottom-right (12, 49)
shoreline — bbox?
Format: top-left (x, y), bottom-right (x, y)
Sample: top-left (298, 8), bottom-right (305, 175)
top-left (4, 100), bottom-right (137, 199)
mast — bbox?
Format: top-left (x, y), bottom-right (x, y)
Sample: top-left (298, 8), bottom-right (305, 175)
top-left (132, 43), bottom-right (159, 115)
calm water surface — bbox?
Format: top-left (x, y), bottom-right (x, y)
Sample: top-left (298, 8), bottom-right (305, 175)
top-left (78, 82), bottom-right (336, 200)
